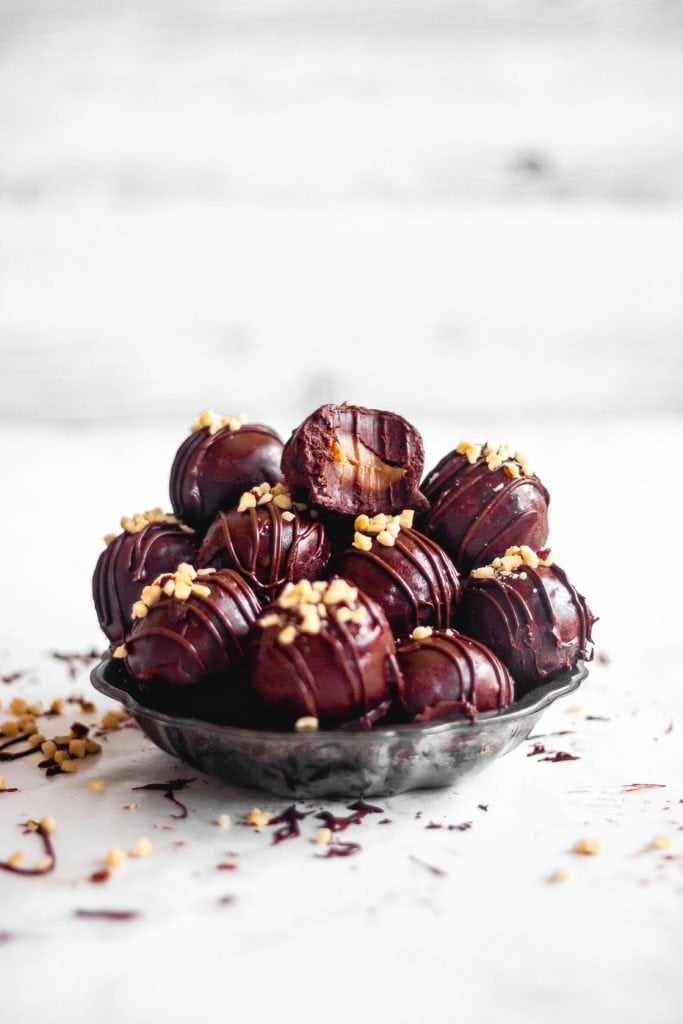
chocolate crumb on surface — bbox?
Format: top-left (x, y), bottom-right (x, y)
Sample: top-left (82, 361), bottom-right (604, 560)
top-left (74, 909), bottom-right (140, 921)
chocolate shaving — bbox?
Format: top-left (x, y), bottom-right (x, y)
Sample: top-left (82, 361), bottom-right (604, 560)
top-left (218, 895), bottom-right (235, 905)
top-left (540, 751), bottom-right (580, 762)
top-left (216, 863), bottom-right (237, 871)
top-left (0, 820), bottom-right (56, 876)
top-left (75, 909), bottom-right (139, 921)
top-left (478, 804), bottom-right (489, 812)
top-left (89, 869), bottom-right (110, 884)
top-left (316, 799), bottom-right (383, 833)
top-left (50, 649), bottom-right (100, 679)
top-left (426, 821), bottom-right (443, 830)
top-left (0, 786), bottom-right (19, 794)
top-left (623, 783), bottom-right (666, 792)
top-left (132, 777), bottom-right (196, 819)
top-left (527, 743), bottom-right (546, 756)
top-left (409, 854), bottom-right (446, 877)
top-left (585, 715), bottom-right (610, 722)
top-left (325, 840), bottom-right (361, 858)
top-left (269, 804), bottom-right (309, 844)
top-left (448, 821), bottom-right (473, 831)
top-left (378, 818), bottom-right (392, 824)
top-left (1, 671), bottom-right (24, 684)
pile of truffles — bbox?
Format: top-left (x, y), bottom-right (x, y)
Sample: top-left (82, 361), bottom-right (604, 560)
top-left (92, 403), bottom-right (595, 731)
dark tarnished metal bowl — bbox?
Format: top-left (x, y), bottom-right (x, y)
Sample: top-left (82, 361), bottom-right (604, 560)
top-left (91, 657), bottom-right (587, 798)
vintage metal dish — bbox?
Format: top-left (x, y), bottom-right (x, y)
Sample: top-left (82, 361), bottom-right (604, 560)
top-left (91, 657), bottom-right (587, 798)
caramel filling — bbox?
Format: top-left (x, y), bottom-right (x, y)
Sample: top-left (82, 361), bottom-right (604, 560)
top-left (331, 432), bottom-right (406, 492)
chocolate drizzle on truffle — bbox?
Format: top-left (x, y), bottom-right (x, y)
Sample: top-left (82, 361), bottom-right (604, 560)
top-left (125, 566), bottom-right (262, 687)
top-left (92, 517), bottom-right (197, 646)
top-left (333, 514), bottom-right (461, 638)
top-left (247, 579), bottom-right (401, 727)
top-left (421, 441), bottom-right (550, 574)
top-left (198, 484), bottom-right (330, 597)
top-left (396, 627), bottom-right (514, 721)
top-left (170, 414), bottom-right (284, 531)
top-left (457, 548), bottom-right (595, 688)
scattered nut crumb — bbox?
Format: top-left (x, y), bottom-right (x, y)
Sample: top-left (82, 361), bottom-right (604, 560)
top-left (246, 808), bottom-right (274, 831)
top-left (572, 838), bottom-right (604, 855)
top-left (315, 827), bottom-right (332, 845)
top-left (130, 838), bottom-right (152, 858)
top-left (106, 847), bottom-right (127, 867)
top-left (39, 815), bottom-right (56, 834)
top-left (216, 815), bottom-right (232, 829)
top-left (550, 867), bottom-right (573, 883)
top-left (123, 803), bottom-right (137, 811)
top-left (87, 780), bottom-right (105, 792)
top-left (295, 716), bottom-right (319, 733)
top-left (652, 834), bottom-right (673, 850)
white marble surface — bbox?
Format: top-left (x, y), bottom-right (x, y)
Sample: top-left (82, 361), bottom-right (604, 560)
top-left (0, 415), bottom-right (681, 1023)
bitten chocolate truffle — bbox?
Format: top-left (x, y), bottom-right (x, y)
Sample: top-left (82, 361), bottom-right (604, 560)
top-left (421, 441), bottom-right (550, 574)
top-left (396, 627), bottom-right (515, 722)
top-left (281, 402), bottom-right (428, 516)
top-left (332, 511), bottom-right (461, 639)
top-left (121, 564), bottom-right (262, 688)
top-left (197, 482), bottom-right (331, 598)
top-left (92, 509), bottom-right (197, 646)
top-left (170, 410), bottom-right (285, 531)
top-left (247, 578), bottom-right (401, 728)
top-left (457, 546), bottom-right (595, 688)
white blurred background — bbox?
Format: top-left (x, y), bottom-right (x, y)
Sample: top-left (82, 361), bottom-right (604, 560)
top-left (1, 0), bottom-right (682, 436)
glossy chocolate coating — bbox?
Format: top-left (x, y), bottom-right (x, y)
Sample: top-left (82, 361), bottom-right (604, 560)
top-left (170, 423), bottom-right (285, 531)
top-left (125, 569), bottom-right (262, 687)
top-left (197, 503), bottom-right (330, 598)
top-left (247, 585), bottom-right (400, 727)
top-left (396, 628), bottom-right (515, 721)
top-left (457, 562), bottom-right (595, 688)
top-left (332, 527), bottom-right (461, 639)
top-left (281, 404), bottom-right (428, 516)
top-left (421, 448), bottom-right (550, 574)
top-left (92, 523), bottom-right (197, 646)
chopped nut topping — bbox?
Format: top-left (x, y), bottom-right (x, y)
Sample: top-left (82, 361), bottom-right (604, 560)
top-left (455, 440), bottom-right (534, 477)
top-left (130, 837), bottom-right (152, 858)
top-left (34, 855), bottom-right (54, 872)
top-left (112, 644), bottom-right (128, 659)
top-left (278, 625), bottom-right (297, 646)
top-left (342, 400), bottom-right (356, 407)
top-left (216, 814), bottom-right (232, 829)
top-left (103, 533), bottom-right (117, 545)
top-left (7, 851), bottom-right (24, 868)
top-left (651, 834), bottom-right (673, 849)
top-left (246, 808), bottom-right (274, 831)
top-left (492, 483), bottom-right (504, 493)
top-left (258, 613), bottom-right (282, 629)
top-left (281, 510), bottom-right (296, 523)
top-left (119, 508), bottom-right (190, 536)
top-left (190, 409), bottom-right (247, 435)
top-left (572, 838), bottom-right (604, 855)
top-left (315, 827), bottom-right (332, 845)
top-left (39, 816), bottom-right (56, 834)
top-left (237, 491), bottom-right (257, 512)
top-left (411, 626), bottom-right (433, 640)
top-left (0, 776), bottom-right (6, 792)
top-left (295, 716), bottom-right (319, 733)
top-left (352, 531), bottom-right (373, 552)
top-left (377, 530), bottom-right (395, 547)
top-left (472, 545), bottom-right (553, 581)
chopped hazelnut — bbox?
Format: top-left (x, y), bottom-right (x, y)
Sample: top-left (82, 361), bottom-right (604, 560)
top-left (278, 626), bottom-right (297, 646)
top-left (87, 779), bottom-right (105, 792)
top-left (377, 530), bottom-right (395, 547)
top-left (216, 814), bottom-right (232, 829)
top-left (106, 847), bottom-right (128, 867)
top-left (572, 838), bottom-right (604, 855)
top-left (411, 626), bottom-right (433, 640)
top-left (315, 827), bottom-right (332, 845)
top-left (130, 837), bottom-right (152, 858)
top-left (39, 815), bottom-right (56, 834)
top-left (652, 834), bottom-right (673, 850)
top-left (246, 808), bottom-right (274, 831)
top-left (352, 531), bottom-right (373, 552)
top-left (549, 867), bottom-right (573, 883)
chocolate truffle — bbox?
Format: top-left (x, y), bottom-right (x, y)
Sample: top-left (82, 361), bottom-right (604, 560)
top-left (170, 410), bottom-right (285, 531)
top-left (121, 563), bottom-right (262, 688)
top-left (281, 402), bottom-right (428, 516)
top-left (421, 441), bottom-right (550, 574)
top-left (396, 626), bottom-right (515, 721)
top-left (197, 482), bottom-right (330, 598)
top-left (457, 546), bottom-right (595, 688)
top-left (331, 511), bottom-right (461, 639)
top-left (92, 509), bottom-right (197, 646)
top-left (247, 578), bottom-right (401, 728)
